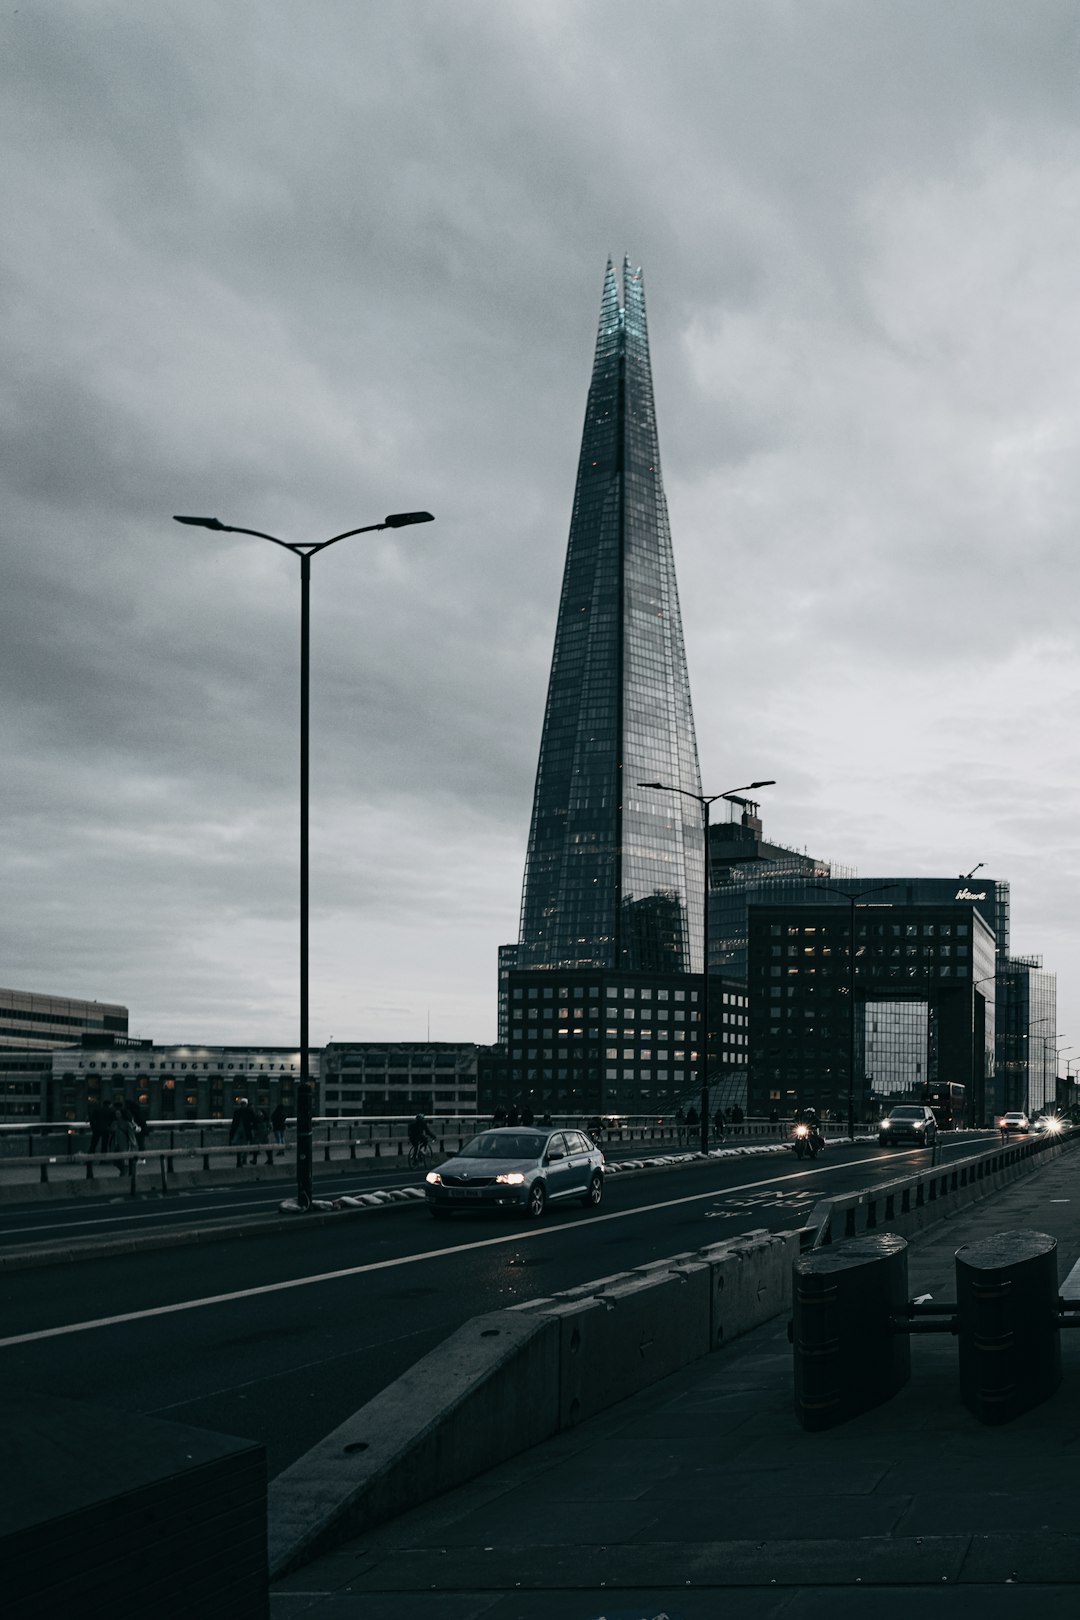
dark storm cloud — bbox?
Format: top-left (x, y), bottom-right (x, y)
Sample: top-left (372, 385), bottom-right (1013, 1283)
top-left (3, 1), bottom-right (1080, 1044)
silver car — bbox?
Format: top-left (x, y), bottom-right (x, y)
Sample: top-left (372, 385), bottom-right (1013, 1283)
top-left (425, 1127), bottom-right (605, 1220)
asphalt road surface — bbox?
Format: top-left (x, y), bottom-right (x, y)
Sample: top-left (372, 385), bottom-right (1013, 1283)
top-left (0, 1132), bottom-right (1005, 1479)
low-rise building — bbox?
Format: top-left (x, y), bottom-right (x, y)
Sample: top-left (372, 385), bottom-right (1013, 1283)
top-left (320, 1042), bottom-right (479, 1117)
top-left (1, 986), bottom-right (129, 1120)
top-left (50, 1039), bottom-right (318, 1121)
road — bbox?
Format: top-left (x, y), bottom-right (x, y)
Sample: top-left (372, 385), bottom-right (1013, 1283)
top-left (0, 1132), bottom-right (1003, 1479)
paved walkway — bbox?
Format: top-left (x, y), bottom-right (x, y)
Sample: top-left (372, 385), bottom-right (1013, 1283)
top-left (270, 1147), bottom-right (1080, 1618)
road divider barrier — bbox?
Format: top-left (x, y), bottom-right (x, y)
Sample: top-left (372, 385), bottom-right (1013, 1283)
top-left (802, 1130), bottom-right (1072, 1249)
top-left (267, 1226), bottom-right (798, 1578)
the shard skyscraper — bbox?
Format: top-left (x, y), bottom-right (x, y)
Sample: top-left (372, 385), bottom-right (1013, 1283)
top-left (518, 259), bottom-right (704, 974)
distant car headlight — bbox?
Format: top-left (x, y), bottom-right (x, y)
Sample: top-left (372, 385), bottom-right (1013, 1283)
top-left (880, 1121), bottom-right (891, 1129)
top-left (495, 1171), bottom-right (526, 1185)
top-left (425, 1171), bottom-right (442, 1185)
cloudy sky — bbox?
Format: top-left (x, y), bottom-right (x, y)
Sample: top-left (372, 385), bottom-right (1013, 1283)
top-left (4, 1), bottom-right (1080, 1062)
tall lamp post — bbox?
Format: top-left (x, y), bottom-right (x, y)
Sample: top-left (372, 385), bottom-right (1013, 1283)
top-left (810, 883), bottom-right (897, 1141)
top-left (637, 779), bottom-right (776, 1155)
top-left (174, 509), bottom-right (434, 1207)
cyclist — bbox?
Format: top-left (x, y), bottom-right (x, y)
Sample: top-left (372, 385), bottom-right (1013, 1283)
top-left (408, 1112), bottom-right (436, 1168)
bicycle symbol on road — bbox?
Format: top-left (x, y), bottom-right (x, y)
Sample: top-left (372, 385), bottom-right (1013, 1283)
top-left (705, 1187), bottom-right (817, 1219)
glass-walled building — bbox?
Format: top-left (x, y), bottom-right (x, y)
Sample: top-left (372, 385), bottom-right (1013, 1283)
top-left (996, 956), bottom-right (1057, 1117)
top-left (517, 259), bottom-right (702, 975)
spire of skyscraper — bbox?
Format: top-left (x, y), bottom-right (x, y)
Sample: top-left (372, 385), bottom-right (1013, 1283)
top-left (518, 258), bottom-right (704, 972)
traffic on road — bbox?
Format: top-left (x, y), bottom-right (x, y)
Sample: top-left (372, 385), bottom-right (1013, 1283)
top-left (0, 1128), bottom-right (1015, 1483)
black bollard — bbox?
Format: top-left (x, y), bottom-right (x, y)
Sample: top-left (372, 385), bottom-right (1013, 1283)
top-left (792, 1232), bottom-right (911, 1430)
top-left (955, 1229), bottom-right (1061, 1424)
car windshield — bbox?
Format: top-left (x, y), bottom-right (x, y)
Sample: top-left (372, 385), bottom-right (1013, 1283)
top-left (458, 1132), bottom-right (546, 1159)
top-left (1004, 1113), bottom-right (1025, 1120)
top-left (889, 1107), bottom-right (924, 1118)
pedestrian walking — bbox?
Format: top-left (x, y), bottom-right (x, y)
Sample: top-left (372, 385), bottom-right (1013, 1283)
top-left (88, 1101), bottom-right (111, 1154)
top-left (713, 1107), bottom-right (726, 1144)
top-left (128, 1097), bottom-right (148, 1151)
top-left (731, 1103), bottom-right (744, 1135)
top-left (675, 1105), bottom-right (686, 1145)
top-left (270, 1103), bottom-right (288, 1145)
top-left (109, 1103), bottom-right (137, 1176)
top-left (228, 1099), bottom-right (248, 1146)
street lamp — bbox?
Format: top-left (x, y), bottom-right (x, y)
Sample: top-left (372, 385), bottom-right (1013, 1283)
top-left (174, 509), bottom-right (434, 1207)
top-left (637, 779), bottom-right (776, 1155)
top-left (809, 883), bottom-right (897, 1141)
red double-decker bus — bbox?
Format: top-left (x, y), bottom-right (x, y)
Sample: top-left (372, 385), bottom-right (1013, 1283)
top-left (925, 1082), bottom-right (967, 1130)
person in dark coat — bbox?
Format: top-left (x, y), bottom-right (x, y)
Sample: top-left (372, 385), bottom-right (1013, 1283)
top-left (109, 1103), bottom-right (137, 1175)
top-left (731, 1103), bottom-right (744, 1135)
top-left (229, 1099), bottom-right (248, 1146)
top-left (270, 1103), bottom-right (288, 1145)
top-left (128, 1098), bottom-right (148, 1151)
top-left (88, 1102), bottom-right (111, 1154)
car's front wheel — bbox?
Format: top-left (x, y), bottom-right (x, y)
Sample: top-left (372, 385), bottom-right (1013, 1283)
top-left (581, 1172), bottom-right (603, 1210)
top-left (524, 1180), bottom-right (547, 1219)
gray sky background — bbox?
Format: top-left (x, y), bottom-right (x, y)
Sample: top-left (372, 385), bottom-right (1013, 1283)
top-left (4, 1), bottom-right (1080, 1066)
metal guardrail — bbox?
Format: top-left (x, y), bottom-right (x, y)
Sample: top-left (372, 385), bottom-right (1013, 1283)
top-left (0, 1113), bottom-right (856, 1158)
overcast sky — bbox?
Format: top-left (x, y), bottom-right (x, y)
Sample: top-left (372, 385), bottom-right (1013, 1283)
top-left (4, 1), bottom-right (1080, 1064)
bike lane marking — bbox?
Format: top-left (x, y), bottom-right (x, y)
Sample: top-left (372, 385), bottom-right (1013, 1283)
top-left (0, 1148), bottom-right (922, 1349)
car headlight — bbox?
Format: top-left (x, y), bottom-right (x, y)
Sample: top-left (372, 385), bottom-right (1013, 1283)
top-left (495, 1171), bottom-right (526, 1185)
top-left (914, 1121), bottom-right (925, 1130)
top-left (425, 1171), bottom-right (442, 1185)
top-left (880, 1121), bottom-right (891, 1129)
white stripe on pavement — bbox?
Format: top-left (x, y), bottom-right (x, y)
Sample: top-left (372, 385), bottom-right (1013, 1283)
top-left (0, 1152), bottom-right (892, 1348)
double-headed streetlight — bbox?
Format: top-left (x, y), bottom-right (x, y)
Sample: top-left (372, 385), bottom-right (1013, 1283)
top-left (809, 883), bottom-right (897, 1141)
top-left (174, 510), bottom-right (434, 1207)
top-left (637, 779), bottom-right (776, 1155)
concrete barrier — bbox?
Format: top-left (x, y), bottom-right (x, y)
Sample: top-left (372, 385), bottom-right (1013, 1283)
top-left (267, 1226), bottom-right (799, 1579)
top-left (267, 1308), bottom-right (560, 1579)
top-left (804, 1133), bottom-right (1075, 1249)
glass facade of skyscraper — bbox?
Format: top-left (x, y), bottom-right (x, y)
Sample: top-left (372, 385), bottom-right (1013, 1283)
top-left (518, 260), bottom-right (702, 974)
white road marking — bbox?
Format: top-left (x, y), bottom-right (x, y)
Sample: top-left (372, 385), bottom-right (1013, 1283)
top-left (0, 1152), bottom-right (903, 1349)
top-left (1061, 1258), bottom-right (1080, 1300)
top-left (0, 1180), bottom-right (419, 1238)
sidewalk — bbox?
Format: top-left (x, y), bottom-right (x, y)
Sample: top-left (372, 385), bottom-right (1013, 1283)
top-left (270, 1148), bottom-right (1080, 1618)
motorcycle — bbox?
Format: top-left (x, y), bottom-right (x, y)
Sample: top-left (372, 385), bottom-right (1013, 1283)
top-left (792, 1121), bottom-right (824, 1160)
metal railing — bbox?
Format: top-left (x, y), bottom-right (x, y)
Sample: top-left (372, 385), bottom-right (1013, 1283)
top-left (0, 1112), bottom-right (860, 1160)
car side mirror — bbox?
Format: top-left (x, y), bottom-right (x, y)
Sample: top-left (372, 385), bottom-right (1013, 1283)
top-left (546, 1149), bottom-right (565, 1163)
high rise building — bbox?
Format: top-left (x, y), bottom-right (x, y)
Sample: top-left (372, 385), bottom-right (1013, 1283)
top-left (518, 259), bottom-right (703, 974)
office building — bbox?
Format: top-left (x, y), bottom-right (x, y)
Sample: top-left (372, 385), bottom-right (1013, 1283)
top-left (517, 258), bottom-right (703, 976)
top-left (747, 898), bottom-right (997, 1122)
top-left (0, 986), bottom-right (128, 1120)
top-left (996, 956), bottom-right (1057, 1116)
top-left (321, 1042), bottom-right (479, 1117)
top-left (486, 967), bottom-right (748, 1117)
